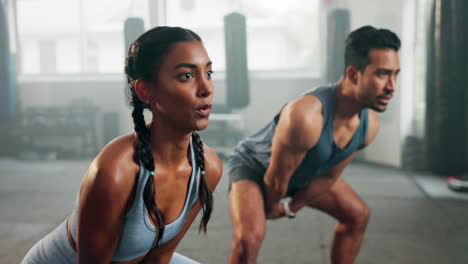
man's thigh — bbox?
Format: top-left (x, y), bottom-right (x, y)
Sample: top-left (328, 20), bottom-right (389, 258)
top-left (229, 166), bottom-right (267, 236)
top-left (306, 178), bottom-right (368, 221)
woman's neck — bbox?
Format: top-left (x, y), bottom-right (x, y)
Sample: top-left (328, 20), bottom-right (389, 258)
top-left (146, 120), bottom-right (193, 168)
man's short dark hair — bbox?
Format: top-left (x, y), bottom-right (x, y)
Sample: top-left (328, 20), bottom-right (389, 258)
top-left (344, 26), bottom-right (401, 73)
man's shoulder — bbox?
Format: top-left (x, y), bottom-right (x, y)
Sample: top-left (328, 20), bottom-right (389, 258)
top-left (276, 95), bottom-right (324, 150)
top-left (301, 82), bottom-right (338, 100)
top-left (288, 93), bottom-right (324, 120)
top-left (301, 82), bottom-right (337, 94)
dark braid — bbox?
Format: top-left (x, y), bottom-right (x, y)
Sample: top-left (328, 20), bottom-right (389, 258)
top-left (192, 132), bottom-right (213, 233)
top-left (130, 88), bottom-right (166, 244)
top-left (124, 26), bottom-right (211, 246)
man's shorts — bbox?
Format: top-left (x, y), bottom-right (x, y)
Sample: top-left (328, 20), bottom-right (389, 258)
top-left (228, 157), bottom-right (299, 197)
top-left (228, 164), bottom-right (266, 192)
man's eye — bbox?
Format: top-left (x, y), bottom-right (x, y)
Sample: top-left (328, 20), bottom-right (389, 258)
top-left (207, 70), bottom-right (214, 78)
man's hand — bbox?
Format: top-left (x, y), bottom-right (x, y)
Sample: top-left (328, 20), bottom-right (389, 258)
top-left (266, 202), bottom-right (285, 220)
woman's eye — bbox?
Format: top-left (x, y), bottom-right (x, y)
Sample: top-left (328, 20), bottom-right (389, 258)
top-left (179, 72), bottom-right (193, 81)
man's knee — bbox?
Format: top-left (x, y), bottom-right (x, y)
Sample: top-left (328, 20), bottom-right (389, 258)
top-left (356, 202), bottom-right (370, 228)
top-left (233, 228), bottom-right (265, 254)
top-left (341, 201), bottom-right (370, 232)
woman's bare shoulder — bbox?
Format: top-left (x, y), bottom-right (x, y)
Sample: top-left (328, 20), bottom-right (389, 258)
top-left (80, 133), bottom-right (140, 202)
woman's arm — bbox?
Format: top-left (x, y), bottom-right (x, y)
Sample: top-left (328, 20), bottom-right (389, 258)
top-left (76, 138), bottom-right (138, 264)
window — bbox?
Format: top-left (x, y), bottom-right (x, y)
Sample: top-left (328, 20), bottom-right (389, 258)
top-left (165, 0), bottom-right (321, 73)
top-left (17, 0), bottom-right (149, 75)
top-left (38, 40), bottom-right (56, 73)
top-left (17, 0), bottom-right (321, 75)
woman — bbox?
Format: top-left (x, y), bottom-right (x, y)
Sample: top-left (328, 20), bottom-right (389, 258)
top-left (22, 26), bottom-right (223, 264)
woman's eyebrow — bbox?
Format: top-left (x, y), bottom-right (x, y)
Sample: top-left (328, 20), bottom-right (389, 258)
top-left (174, 61), bottom-right (212, 69)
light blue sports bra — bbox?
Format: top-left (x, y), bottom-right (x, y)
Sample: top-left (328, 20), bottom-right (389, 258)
top-left (68, 135), bottom-right (200, 261)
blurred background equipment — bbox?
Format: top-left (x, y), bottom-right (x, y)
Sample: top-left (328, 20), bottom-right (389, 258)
top-left (325, 8), bottom-right (350, 83)
top-left (0, 0), bottom-right (19, 156)
top-left (0, 0), bottom-right (17, 121)
top-left (199, 12), bottom-right (251, 157)
top-left (425, 0), bottom-right (468, 176)
top-left (18, 99), bottom-right (104, 159)
top-left (124, 17), bottom-right (145, 55)
top-left (224, 12), bottom-right (250, 110)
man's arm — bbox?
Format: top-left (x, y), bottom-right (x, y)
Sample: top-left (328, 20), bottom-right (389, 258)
top-left (263, 95), bottom-right (323, 216)
top-left (289, 108), bottom-right (380, 213)
top-left (288, 152), bottom-right (358, 213)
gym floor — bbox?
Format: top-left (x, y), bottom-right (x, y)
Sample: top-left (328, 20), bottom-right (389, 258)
top-left (1, 158), bottom-right (467, 263)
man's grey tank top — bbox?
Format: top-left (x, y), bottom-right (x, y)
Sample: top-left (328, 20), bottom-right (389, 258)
top-left (230, 83), bottom-right (368, 192)
top-left (66, 135), bottom-right (201, 261)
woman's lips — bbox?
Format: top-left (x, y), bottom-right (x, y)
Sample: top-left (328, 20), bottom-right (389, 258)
top-left (196, 104), bottom-right (212, 117)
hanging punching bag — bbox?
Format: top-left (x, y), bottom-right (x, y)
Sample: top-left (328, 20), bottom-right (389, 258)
top-left (124, 17), bottom-right (145, 54)
top-left (325, 8), bottom-right (350, 83)
top-left (120, 17), bottom-right (145, 135)
top-left (426, 0), bottom-right (468, 175)
top-left (0, 0), bottom-right (16, 121)
top-left (224, 12), bottom-right (250, 110)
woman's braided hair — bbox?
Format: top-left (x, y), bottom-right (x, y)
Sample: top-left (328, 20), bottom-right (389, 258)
top-left (124, 26), bottom-right (213, 245)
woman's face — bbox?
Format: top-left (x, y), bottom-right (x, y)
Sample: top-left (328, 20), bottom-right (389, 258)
top-left (151, 40), bottom-right (214, 131)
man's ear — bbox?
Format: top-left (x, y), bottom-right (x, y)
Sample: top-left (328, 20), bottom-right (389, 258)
top-left (134, 80), bottom-right (155, 104)
top-left (345, 65), bottom-right (361, 85)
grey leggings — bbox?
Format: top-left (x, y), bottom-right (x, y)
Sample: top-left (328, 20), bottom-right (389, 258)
top-left (170, 253), bottom-right (200, 264)
top-left (22, 220), bottom-right (200, 264)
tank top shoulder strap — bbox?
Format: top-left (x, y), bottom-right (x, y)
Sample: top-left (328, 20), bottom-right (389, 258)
top-left (358, 107), bottom-right (370, 146)
top-left (188, 134), bottom-right (200, 207)
top-left (303, 82), bottom-right (339, 128)
top-left (123, 159), bottom-right (152, 215)
top-left (136, 161), bottom-right (151, 198)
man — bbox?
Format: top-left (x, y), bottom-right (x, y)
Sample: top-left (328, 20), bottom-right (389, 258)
top-left (228, 25), bottom-right (401, 264)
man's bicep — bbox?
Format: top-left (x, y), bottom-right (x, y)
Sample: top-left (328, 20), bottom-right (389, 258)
top-left (268, 138), bottom-right (309, 181)
top-left (266, 111), bottom-right (320, 182)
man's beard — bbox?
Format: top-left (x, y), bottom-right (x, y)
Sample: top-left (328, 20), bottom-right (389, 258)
top-left (367, 100), bottom-right (386, 112)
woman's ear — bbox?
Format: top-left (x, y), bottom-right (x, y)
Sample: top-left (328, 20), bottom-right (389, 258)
top-left (134, 80), bottom-right (155, 104)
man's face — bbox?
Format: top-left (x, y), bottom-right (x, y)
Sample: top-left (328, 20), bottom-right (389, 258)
top-left (358, 48), bottom-right (400, 112)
